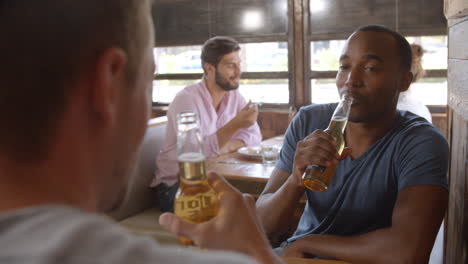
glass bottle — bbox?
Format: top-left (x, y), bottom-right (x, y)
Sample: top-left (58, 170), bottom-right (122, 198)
top-left (174, 112), bottom-right (219, 245)
top-left (302, 94), bottom-right (353, 192)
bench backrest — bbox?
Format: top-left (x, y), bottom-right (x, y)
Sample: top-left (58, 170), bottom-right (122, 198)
top-left (109, 117), bottom-right (167, 221)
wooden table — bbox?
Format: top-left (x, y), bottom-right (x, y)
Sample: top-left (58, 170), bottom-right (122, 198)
top-left (283, 257), bottom-right (351, 264)
top-left (206, 136), bottom-right (284, 183)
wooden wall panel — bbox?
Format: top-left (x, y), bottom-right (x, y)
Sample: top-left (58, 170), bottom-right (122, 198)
top-left (446, 12), bottom-right (468, 264)
top-left (447, 59), bottom-right (468, 121)
top-left (445, 0), bottom-right (468, 19)
top-left (258, 110), bottom-right (290, 139)
top-left (449, 20), bottom-right (468, 60)
top-left (446, 112), bottom-right (468, 263)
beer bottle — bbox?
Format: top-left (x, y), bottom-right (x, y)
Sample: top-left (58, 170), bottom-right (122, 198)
top-left (174, 112), bottom-right (219, 246)
top-left (302, 95), bottom-right (353, 192)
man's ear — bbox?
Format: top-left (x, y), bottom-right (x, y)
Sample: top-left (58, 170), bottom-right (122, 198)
top-left (204, 63), bottom-right (215, 77)
top-left (90, 47), bottom-right (127, 124)
top-left (399, 71), bottom-right (413, 93)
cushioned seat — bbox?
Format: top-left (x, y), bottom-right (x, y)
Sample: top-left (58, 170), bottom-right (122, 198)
top-left (107, 117), bottom-right (178, 245)
top-left (119, 207), bottom-right (178, 244)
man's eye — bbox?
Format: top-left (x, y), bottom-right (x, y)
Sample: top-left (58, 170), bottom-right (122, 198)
top-left (339, 65), bottom-right (349, 70)
top-left (364, 66), bottom-right (377, 72)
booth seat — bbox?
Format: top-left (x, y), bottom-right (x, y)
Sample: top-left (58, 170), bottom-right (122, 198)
top-left (108, 117), bottom-right (178, 245)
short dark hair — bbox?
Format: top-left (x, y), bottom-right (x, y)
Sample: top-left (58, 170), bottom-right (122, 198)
top-left (201, 36), bottom-right (240, 73)
top-left (355, 25), bottom-right (412, 72)
top-left (0, 0), bottom-right (150, 162)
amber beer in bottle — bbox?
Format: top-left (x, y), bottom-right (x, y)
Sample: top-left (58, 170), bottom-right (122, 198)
top-left (302, 95), bottom-right (353, 192)
top-left (174, 112), bottom-right (219, 246)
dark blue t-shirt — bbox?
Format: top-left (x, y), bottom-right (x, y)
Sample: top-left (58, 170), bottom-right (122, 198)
top-left (276, 104), bottom-right (449, 243)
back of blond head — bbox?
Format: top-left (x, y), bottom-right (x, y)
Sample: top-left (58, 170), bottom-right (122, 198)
top-left (0, 0), bottom-right (151, 162)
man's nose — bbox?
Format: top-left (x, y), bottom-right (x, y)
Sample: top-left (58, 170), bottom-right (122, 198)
top-left (345, 68), bottom-right (363, 88)
top-left (235, 64), bottom-right (242, 75)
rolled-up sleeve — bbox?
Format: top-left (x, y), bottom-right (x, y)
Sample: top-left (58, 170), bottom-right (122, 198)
top-left (202, 133), bottom-right (220, 158)
top-left (231, 96), bottom-right (262, 146)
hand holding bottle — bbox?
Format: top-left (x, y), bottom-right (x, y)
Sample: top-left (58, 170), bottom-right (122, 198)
top-left (159, 172), bottom-right (283, 264)
top-left (292, 131), bottom-right (352, 186)
top-left (301, 95), bottom-right (353, 192)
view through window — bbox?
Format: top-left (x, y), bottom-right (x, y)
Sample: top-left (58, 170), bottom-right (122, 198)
top-left (310, 36), bottom-right (448, 105)
top-left (153, 42), bottom-right (288, 104)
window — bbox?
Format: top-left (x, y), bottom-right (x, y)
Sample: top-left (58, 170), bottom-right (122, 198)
top-left (154, 46), bottom-right (203, 74)
top-left (153, 42), bottom-right (289, 104)
top-left (309, 36), bottom-right (448, 105)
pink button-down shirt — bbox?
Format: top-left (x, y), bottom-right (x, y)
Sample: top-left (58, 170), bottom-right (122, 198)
top-left (150, 80), bottom-right (262, 187)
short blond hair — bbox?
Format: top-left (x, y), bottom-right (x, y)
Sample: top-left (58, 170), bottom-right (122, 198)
top-left (410, 44), bottom-right (426, 83)
top-left (0, 0), bottom-right (151, 161)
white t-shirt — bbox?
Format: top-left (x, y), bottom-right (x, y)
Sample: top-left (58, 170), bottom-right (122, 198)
top-left (397, 90), bottom-right (432, 123)
top-left (0, 206), bottom-right (257, 264)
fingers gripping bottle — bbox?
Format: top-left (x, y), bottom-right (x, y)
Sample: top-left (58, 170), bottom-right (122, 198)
top-left (302, 95), bottom-right (353, 192)
top-left (174, 112), bottom-right (219, 246)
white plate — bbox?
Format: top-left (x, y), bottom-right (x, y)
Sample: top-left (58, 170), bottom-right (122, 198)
top-left (237, 146), bottom-right (262, 160)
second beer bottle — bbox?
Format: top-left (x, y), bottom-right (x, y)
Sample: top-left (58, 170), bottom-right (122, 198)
top-left (302, 94), bottom-right (353, 192)
top-left (174, 112), bottom-right (219, 245)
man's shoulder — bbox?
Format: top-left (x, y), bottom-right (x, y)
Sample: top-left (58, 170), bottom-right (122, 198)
top-left (173, 81), bottom-right (204, 100)
top-left (398, 111), bottom-right (446, 141)
top-left (0, 206), bottom-right (135, 262)
top-left (393, 111), bottom-right (448, 154)
top-left (292, 103), bottom-right (337, 130)
top-left (167, 81), bottom-right (205, 113)
top-left (298, 103), bottom-right (337, 118)
top-left (0, 206), bottom-right (255, 264)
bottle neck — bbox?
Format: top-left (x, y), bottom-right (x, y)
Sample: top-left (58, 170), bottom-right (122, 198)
top-left (325, 117), bottom-right (348, 136)
top-left (178, 152), bottom-right (207, 182)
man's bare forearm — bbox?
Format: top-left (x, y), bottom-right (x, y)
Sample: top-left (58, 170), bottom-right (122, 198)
top-left (220, 139), bottom-right (245, 154)
top-left (256, 176), bottom-right (304, 237)
top-left (286, 227), bottom-right (431, 264)
top-left (216, 120), bottom-right (240, 149)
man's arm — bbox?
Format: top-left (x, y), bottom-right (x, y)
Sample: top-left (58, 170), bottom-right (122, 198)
top-left (216, 102), bottom-right (258, 150)
top-left (257, 129), bottom-right (346, 238)
top-left (219, 139), bottom-right (245, 154)
top-left (284, 185), bottom-right (448, 264)
top-left (256, 168), bottom-right (304, 238)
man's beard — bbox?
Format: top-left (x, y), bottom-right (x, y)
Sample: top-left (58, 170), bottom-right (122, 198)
top-left (215, 69), bottom-right (239, 91)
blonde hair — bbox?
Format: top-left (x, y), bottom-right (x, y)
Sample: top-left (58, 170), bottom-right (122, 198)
top-left (411, 44), bottom-right (426, 83)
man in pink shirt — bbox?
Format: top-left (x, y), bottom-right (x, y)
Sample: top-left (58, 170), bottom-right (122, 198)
top-left (151, 36), bottom-right (262, 212)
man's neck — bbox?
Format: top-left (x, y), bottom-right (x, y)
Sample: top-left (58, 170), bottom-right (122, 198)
top-left (345, 110), bottom-right (398, 159)
top-left (0, 150), bottom-right (98, 214)
top-left (204, 77), bottom-right (227, 111)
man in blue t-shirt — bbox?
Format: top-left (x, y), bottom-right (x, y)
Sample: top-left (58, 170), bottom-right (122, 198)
top-left (256, 25), bottom-right (449, 263)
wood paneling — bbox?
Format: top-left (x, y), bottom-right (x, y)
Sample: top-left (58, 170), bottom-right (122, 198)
top-left (449, 20), bottom-right (468, 60)
top-left (293, 0), bottom-right (306, 106)
top-left (445, 0), bottom-right (468, 19)
top-left (446, 10), bottom-right (468, 263)
top-left (432, 113), bottom-right (448, 138)
top-left (446, 111), bottom-right (468, 263)
top-left (447, 60), bottom-right (468, 120)
top-left (258, 109), bottom-right (290, 139)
